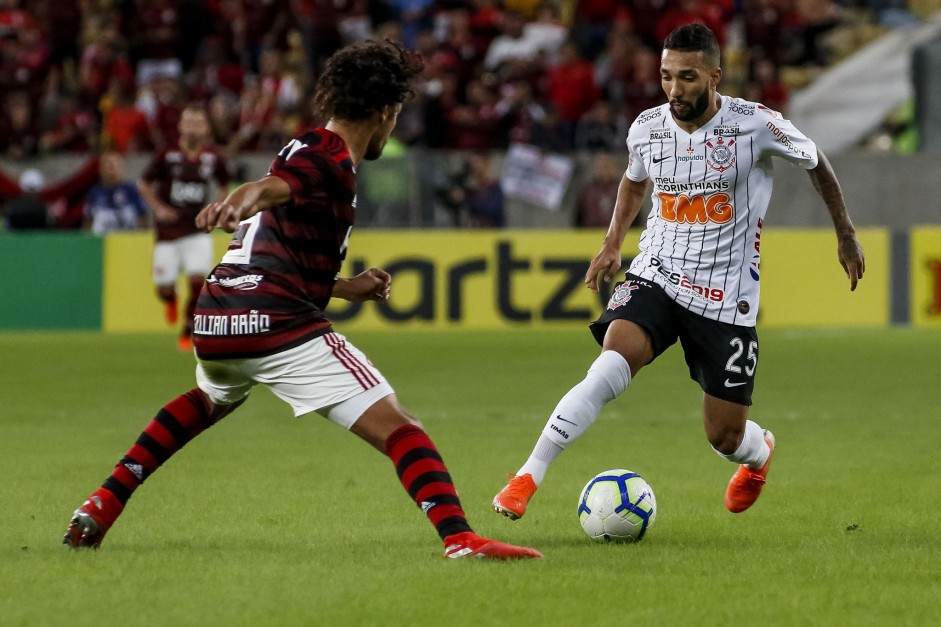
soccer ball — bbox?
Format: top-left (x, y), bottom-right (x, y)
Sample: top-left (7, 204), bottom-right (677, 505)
top-left (577, 469), bottom-right (657, 542)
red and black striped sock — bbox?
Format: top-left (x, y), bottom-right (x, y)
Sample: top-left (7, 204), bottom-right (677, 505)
top-left (101, 388), bottom-right (218, 507)
top-left (386, 424), bottom-right (473, 540)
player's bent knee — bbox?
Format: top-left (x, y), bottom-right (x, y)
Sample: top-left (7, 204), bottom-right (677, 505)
top-left (207, 395), bottom-right (247, 423)
top-left (348, 393), bottom-right (421, 452)
top-left (602, 320), bottom-right (653, 375)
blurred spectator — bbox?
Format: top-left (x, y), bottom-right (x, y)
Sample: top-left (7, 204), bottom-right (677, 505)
top-left (436, 9), bottom-right (485, 90)
top-left (141, 75), bottom-right (186, 152)
top-left (258, 47), bottom-right (301, 113)
top-left (545, 41), bottom-right (600, 126)
top-left (573, 0), bottom-right (629, 61)
top-left (794, 0), bottom-right (840, 67)
top-left (436, 152), bottom-right (504, 227)
top-left (484, 11), bottom-right (544, 73)
top-left (575, 152), bottom-right (623, 228)
top-left (292, 0), bottom-right (342, 75)
top-left (574, 99), bottom-right (622, 151)
top-left (655, 0), bottom-right (726, 47)
top-left (594, 25), bottom-right (643, 104)
top-left (464, 152), bottom-right (504, 227)
top-left (83, 151), bottom-right (148, 234)
top-left (1, 91), bottom-right (38, 158)
top-left (391, 89), bottom-right (426, 145)
top-left (41, 156), bottom-right (102, 229)
top-left (187, 35), bottom-right (244, 103)
top-left (743, 0), bottom-right (793, 67)
top-left (242, 0), bottom-right (291, 72)
top-left (497, 80), bottom-right (546, 146)
top-left (747, 57), bottom-right (789, 114)
top-left (630, 0), bottom-right (671, 49)
top-left (386, 0), bottom-right (435, 49)
top-left (128, 0), bottom-right (183, 86)
top-left (469, 0), bottom-right (502, 37)
top-left (0, 3), bottom-right (49, 99)
top-left (522, 3), bottom-right (568, 62)
top-left (5, 168), bottom-right (48, 230)
top-left (207, 92), bottom-right (240, 150)
top-left (447, 79), bottom-right (499, 149)
top-left (41, 0), bottom-right (82, 81)
top-left (422, 71), bottom-right (461, 149)
top-left (622, 47), bottom-right (663, 122)
top-left (526, 103), bottom-right (572, 152)
top-left (337, 0), bottom-right (374, 44)
top-left (78, 18), bottom-right (134, 108)
top-left (39, 92), bottom-right (97, 153)
top-left (229, 75), bottom-right (276, 153)
top-left (101, 82), bottom-right (150, 153)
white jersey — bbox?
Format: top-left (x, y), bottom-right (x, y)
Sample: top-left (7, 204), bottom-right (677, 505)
top-left (625, 94), bottom-right (818, 326)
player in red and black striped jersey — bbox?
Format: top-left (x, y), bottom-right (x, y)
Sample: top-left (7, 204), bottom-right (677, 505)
top-left (191, 127), bottom-right (356, 359)
top-left (64, 40), bottom-right (542, 560)
top-left (138, 104), bottom-right (230, 350)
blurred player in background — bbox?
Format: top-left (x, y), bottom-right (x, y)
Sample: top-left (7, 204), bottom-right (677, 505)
top-left (64, 40), bottom-right (542, 561)
top-left (493, 24), bottom-right (865, 521)
top-left (138, 104), bottom-right (230, 351)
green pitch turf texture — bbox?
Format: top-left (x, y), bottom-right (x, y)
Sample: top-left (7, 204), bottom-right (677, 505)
top-left (1, 328), bottom-right (938, 626)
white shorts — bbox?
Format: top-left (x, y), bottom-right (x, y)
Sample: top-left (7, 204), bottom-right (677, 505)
top-left (153, 232), bottom-right (214, 286)
top-left (194, 331), bottom-right (395, 429)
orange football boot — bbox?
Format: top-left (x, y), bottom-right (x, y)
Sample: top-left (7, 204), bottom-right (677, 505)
top-left (492, 473), bottom-right (538, 520)
top-left (725, 430), bottom-right (775, 513)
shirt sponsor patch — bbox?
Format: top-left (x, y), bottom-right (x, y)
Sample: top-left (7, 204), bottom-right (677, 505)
top-left (208, 274), bottom-right (265, 290)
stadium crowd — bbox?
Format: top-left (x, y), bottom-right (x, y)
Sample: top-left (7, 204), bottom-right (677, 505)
top-left (0, 0), bottom-right (922, 229)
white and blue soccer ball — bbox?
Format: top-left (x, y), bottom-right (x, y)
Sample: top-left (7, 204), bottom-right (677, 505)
top-left (577, 469), bottom-right (657, 542)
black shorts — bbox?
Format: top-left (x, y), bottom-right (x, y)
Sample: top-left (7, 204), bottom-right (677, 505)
top-left (589, 273), bottom-right (759, 405)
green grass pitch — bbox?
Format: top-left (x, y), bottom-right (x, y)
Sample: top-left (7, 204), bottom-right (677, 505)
top-left (1, 328), bottom-right (939, 626)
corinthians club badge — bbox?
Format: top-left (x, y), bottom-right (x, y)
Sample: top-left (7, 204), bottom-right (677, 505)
top-left (706, 136), bottom-right (736, 173)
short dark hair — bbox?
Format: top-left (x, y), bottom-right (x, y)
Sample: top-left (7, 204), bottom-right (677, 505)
top-left (663, 24), bottom-right (720, 67)
top-left (313, 39), bottom-right (424, 121)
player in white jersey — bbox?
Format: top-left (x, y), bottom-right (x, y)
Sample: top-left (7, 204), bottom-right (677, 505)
top-left (493, 24), bottom-right (865, 520)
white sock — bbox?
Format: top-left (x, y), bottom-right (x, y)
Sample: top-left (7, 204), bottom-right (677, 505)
top-left (517, 351), bottom-right (631, 485)
top-left (714, 419), bottom-right (770, 469)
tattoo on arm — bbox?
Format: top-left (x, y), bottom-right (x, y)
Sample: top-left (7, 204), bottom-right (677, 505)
top-left (809, 151), bottom-right (855, 235)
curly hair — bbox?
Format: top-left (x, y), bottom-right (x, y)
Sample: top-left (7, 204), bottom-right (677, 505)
top-left (663, 24), bottom-right (721, 67)
top-left (313, 39), bottom-right (424, 121)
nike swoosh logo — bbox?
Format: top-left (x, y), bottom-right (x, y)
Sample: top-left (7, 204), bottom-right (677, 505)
top-left (555, 415), bottom-right (577, 425)
top-left (724, 379), bottom-right (747, 387)
top-left (652, 155), bottom-right (670, 164)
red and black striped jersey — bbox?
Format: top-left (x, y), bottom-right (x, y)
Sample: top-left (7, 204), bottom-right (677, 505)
top-left (193, 128), bottom-right (356, 360)
top-left (141, 146), bottom-right (230, 241)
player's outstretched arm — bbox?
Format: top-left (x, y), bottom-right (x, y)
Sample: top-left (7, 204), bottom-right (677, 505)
top-left (333, 268), bottom-right (392, 303)
top-left (807, 149), bottom-right (865, 291)
top-left (195, 175), bottom-right (292, 233)
top-left (585, 176), bottom-right (649, 293)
